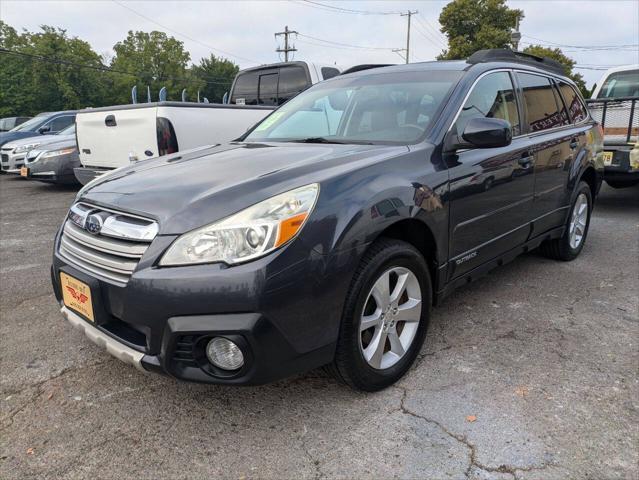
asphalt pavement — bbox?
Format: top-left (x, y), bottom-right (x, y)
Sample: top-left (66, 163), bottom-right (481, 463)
top-left (1, 175), bottom-right (637, 480)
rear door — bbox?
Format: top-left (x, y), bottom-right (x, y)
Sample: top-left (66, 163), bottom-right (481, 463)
top-left (516, 72), bottom-right (576, 235)
top-left (448, 70), bottom-right (536, 279)
top-left (76, 107), bottom-right (158, 169)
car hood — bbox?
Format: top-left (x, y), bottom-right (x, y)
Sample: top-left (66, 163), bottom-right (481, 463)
top-left (1, 132), bottom-right (60, 149)
top-left (0, 131), bottom-right (41, 147)
top-left (32, 136), bottom-right (76, 152)
top-left (79, 142), bottom-right (408, 234)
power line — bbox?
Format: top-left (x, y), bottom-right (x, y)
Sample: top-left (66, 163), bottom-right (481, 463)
top-left (0, 48), bottom-right (233, 86)
top-left (297, 0), bottom-right (401, 15)
top-left (416, 14), bottom-right (447, 44)
top-left (522, 34), bottom-right (638, 50)
top-left (297, 32), bottom-right (397, 51)
top-left (110, 0), bottom-right (261, 65)
top-left (412, 21), bottom-right (447, 50)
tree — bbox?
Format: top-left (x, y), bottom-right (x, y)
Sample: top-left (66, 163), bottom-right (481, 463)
top-left (109, 30), bottom-right (202, 105)
top-left (438, 0), bottom-right (523, 60)
top-left (190, 54), bottom-right (239, 103)
top-left (522, 45), bottom-right (588, 97)
top-left (0, 22), bottom-right (107, 116)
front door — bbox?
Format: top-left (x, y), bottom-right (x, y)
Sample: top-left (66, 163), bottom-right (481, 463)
top-left (447, 71), bottom-right (536, 279)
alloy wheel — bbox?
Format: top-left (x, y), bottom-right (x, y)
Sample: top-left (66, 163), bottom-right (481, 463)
top-left (358, 266), bottom-right (422, 370)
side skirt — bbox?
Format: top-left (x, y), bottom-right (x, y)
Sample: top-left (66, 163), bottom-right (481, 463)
top-left (433, 226), bottom-right (564, 305)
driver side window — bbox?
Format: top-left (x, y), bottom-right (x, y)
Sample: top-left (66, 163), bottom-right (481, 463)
top-left (456, 72), bottom-right (520, 137)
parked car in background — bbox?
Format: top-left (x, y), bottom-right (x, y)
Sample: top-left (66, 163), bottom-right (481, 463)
top-left (0, 116), bottom-right (31, 132)
top-left (227, 61), bottom-right (340, 106)
top-left (52, 50), bottom-right (602, 391)
top-left (587, 64), bottom-right (639, 188)
top-left (73, 61), bottom-right (340, 185)
top-left (1, 124), bottom-right (76, 174)
top-left (0, 110), bottom-right (77, 147)
top-left (21, 133), bottom-right (80, 185)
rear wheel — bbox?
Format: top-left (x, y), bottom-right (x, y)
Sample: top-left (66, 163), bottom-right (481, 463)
top-left (327, 239), bottom-right (431, 391)
top-left (540, 181), bottom-right (592, 261)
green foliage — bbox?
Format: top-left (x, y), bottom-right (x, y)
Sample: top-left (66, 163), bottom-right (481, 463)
top-left (109, 30), bottom-right (203, 105)
top-left (190, 54), bottom-right (239, 103)
top-left (0, 22), bottom-right (107, 116)
top-left (438, 0), bottom-right (523, 60)
top-left (522, 45), bottom-right (589, 97)
top-left (0, 22), bottom-right (238, 115)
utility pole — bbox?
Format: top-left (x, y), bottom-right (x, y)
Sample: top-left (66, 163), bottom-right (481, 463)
top-left (400, 10), bottom-right (418, 64)
top-left (275, 26), bottom-right (298, 62)
top-left (510, 17), bottom-right (521, 51)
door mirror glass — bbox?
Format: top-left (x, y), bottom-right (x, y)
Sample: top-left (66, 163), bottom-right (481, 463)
top-left (461, 117), bottom-right (512, 148)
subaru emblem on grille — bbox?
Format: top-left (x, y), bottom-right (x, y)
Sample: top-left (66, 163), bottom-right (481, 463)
top-left (85, 214), bottom-right (103, 235)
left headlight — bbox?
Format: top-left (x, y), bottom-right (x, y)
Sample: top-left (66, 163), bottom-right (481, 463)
top-left (159, 183), bottom-right (320, 266)
top-left (40, 147), bottom-right (77, 159)
top-left (14, 143), bottom-right (40, 154)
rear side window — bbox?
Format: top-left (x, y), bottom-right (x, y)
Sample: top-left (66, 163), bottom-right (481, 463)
top-left (518, 73), bottom-right (566, 132)
top-left (278, 66), bottom-right (309, 105)
top-left (258, 73), bottom-right (278, 106)
top-left (48, 115), bottom-right (75, 133)
top-left (597, 70), bottom-right (639, 98)
top-left (156, 117), bottom-right (178, 156)
top-left (558, 82), bottom-right (588, 123)
top-left (321, 67), bottom-right (340, 80)
top-left (455, 71), bottom-right (521, 136)
top-left (230, 71), bottom-right (259, 105)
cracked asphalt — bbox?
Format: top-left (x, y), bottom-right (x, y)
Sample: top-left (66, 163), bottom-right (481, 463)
top-left (1, 175), bottom-right (638, 480)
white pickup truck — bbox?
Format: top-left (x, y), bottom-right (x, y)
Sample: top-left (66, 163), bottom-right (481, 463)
top-left (586, 64), bottom-right (639, 188)
top-left (74, 61), bottom-right (341, 184)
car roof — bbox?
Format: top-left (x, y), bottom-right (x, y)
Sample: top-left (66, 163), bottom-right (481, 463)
top-left (335, 57), bottom-right (574, 85)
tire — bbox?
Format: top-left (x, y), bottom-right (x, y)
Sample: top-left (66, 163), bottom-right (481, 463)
top-left (539, 181), bottom-right (592, 261)
top-left (606, 179), bottom-right (639, 189)
top-left (327, 238), bottom-right (432, 391)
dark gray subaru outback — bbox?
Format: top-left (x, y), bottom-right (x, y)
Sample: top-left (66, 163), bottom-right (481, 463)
top-left (52, 50), bottom-right (603, 391)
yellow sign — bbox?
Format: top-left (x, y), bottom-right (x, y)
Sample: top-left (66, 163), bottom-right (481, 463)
top-left (60, 272), bottom-right (94, 322)
top-left (602, 151), bottom-right (614, 166)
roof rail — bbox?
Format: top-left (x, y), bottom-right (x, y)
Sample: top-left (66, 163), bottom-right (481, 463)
top-left (467, 49), bottom-right (566, 76)
top-left (341, 64), bottom-right (395, 75)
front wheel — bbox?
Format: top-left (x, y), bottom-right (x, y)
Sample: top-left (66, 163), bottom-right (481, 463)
top-left (540, 181), bottom-right (592, 261)
top-left (327, 239), bottom-right (431, 391)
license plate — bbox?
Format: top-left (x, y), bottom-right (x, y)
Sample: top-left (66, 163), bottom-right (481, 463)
top-left (20, 166), bottom-right (28, 177)
top-left (603, 151), bottom-right (614, 166)
top-left (60, 272), bottom-right (95, 322)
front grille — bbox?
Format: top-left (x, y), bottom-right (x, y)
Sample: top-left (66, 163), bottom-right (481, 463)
top-left (58, 203), bottom-right (158, 285)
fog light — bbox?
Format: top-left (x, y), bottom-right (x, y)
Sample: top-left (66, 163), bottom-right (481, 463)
top-left (205, 337), bottom-right (244, 370)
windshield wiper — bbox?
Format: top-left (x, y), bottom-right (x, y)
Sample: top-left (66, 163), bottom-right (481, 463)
top-left (292, 137), bottom-right (346, 144)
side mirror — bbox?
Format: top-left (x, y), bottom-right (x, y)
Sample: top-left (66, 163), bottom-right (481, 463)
top-left (460, 117), bottom-right (512, 149)
top-left (38, 125), bottom-right (51, 134)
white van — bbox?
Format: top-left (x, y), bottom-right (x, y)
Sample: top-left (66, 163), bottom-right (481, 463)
top-left (74, 61), bottom-right (341, 184)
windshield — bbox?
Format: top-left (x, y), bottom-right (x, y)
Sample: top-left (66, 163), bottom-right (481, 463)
top-left (598, 70), bottom-right (639, 98)
top-left (243, 70), bottom-right (462, 145)
top-left (9, 114), bottom-right (49, 132)
top-left (57, 124), bottom-right (76, 135)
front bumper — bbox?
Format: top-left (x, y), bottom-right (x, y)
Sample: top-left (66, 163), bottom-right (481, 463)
top-left (1, 150), bottom-right (26, 173)
top-left (51, 231), bottom-right (355, 385)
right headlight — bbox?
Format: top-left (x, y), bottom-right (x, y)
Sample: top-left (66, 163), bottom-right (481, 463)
top-left (14, 143), bottom-right (40, 154)
top-left (40, 147), bottom-right (77, 159)
top-left (159, 183), bottom-right (319, 266)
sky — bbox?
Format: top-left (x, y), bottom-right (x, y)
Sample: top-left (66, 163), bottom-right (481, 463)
top-left (1, 0), bottom-right (638, 88)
